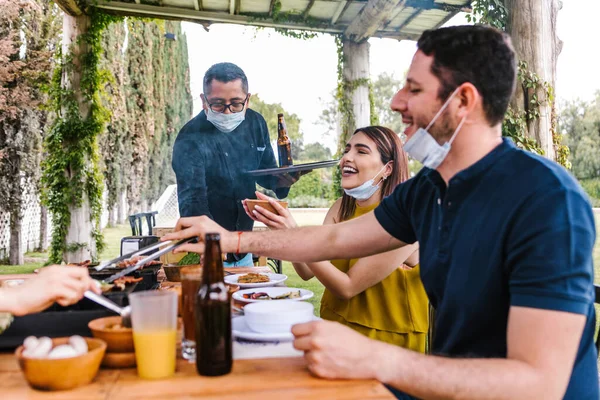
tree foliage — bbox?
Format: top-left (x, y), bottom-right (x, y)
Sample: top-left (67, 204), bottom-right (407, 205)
top-left (249, 94), bottom-right (302, 142)
top-left (0, 0), bottom-right (61, 264)
top-left (559, 93), bottom-right (600, 180)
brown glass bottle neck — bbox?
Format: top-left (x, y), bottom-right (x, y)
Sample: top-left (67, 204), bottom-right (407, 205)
top-left (202, 239), bottom-right (224, 282)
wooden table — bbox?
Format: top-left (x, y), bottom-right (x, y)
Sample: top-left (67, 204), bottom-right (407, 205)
top-left (0, 353), bottom-right (394, 399)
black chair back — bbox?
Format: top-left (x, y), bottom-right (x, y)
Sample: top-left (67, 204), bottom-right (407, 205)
top-left (595, 284), bottom-right (600, 354)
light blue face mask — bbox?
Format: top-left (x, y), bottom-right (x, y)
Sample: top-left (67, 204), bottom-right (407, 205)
top-left (403, 87), bottom-right (466, 169)
top-left (343, 165), bottom-right (388, 201)
top-left (206, 108), bottom-right (246, 133)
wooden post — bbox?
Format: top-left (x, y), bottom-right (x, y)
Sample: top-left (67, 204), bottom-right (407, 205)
top-left (506, 0), bottom-right (562, 160)
top-left (62, 13), bottom-right (95, 263)
top-left (340, 39), bottom-right (371, 146)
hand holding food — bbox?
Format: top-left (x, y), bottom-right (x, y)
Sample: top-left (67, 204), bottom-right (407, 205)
top-left (243, 191), bottom-right (298, 230)
top-left (0, 266), bottom-right (100, 316)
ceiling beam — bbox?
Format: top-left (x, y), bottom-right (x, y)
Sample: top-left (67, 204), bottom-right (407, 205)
top-left (229, 0), bottom-right (235, 14)
top-left (303, 0), bottom-right (317, 19)
top-left (396, 8), bottom-right (420, 31)
top-left (53, 0), bottom-right (84, 15)
top-left (404, 0), bottom-right (470, 12)
top-left (331, 1), bottom-right (349, 25)
top-left (90, 1), bottom-right (365, 34)
top-left (344, 0), bottom-right (404, 43)
top-left (193, 0), bottom-right (202, 11)
top-left (381, 0), bottom-right (406, 29)
top-left (268, 0), bottom-right (276, 16)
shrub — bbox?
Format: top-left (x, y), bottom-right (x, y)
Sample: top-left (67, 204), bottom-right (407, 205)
top-left (580, 178), bottom-right (600, 207)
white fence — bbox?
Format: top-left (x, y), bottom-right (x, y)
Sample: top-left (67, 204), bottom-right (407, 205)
top-left (0, 183), bottom-right (52, 259)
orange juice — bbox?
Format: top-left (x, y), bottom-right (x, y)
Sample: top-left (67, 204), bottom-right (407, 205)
top-left (133, 330), bottom-right (177, 379)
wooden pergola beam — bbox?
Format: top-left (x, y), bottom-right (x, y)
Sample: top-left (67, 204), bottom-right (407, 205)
top-left (53, 0), bottom-right (84, 15)
top-left (404, 0), bottom-right (470, 12)
top-left (303, 0), bottom-right (317, 19)
top-left (381, 0), bottom-right (406, 29)
top-left (268, 0), bottom-right (276, 16)
top-left (344, 0), bottom-right (404, 43)
top-left (396, 8), bottom-right (421, 31)
top-left (331, 1), bottom-right (350, 25)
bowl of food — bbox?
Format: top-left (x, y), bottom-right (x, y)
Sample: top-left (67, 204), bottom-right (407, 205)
top-left (88, 316), bottom-right (133, 353)
top-left (244, 300), bottom-right (314, 334)
top-left (163, 264), bottom-right (183, 282)
top-left (15, 336), bottom-right (106, 391)
top-left (245, 199), bottom-right (288, 215)
top-left (101, 351), bottom-right (136, 369)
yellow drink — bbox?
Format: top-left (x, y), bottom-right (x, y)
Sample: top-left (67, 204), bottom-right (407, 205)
top-left (133, 330), bottom-right (177, 379)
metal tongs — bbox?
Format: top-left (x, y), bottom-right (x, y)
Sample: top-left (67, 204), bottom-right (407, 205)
top-left (95, 237), bottom-right (196, 271)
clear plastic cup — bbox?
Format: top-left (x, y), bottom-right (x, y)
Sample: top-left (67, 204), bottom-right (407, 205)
top-left (180, 266), bottom-right (202, 361)
top-left (130, 291), bottom-right (178, 379)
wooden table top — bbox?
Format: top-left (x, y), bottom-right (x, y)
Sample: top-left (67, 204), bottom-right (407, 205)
top-left (0, 353), bottom-right (394, 399)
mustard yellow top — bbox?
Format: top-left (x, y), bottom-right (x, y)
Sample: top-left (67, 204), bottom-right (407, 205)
top-left (320, 202), bottom-right (429, 346)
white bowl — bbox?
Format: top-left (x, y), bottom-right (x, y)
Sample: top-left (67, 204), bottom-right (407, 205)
top-left (244, 300), bottom-right (314, 334)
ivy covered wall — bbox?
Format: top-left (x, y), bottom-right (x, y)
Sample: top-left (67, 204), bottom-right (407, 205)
top-left (99, 19), bottom-right (192, 221)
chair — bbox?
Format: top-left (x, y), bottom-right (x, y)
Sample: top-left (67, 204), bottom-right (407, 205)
top-left (595, 284), bottom-right (600, 355)
top-left (252, 255), bottom-right (283, 274)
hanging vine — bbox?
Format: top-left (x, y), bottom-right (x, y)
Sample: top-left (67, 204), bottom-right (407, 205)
top-left (41, 11), bottom-right (122, 263)
top-left (467, 1), bottom-right (569, 168)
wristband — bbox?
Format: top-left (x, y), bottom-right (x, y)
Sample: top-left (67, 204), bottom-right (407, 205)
top-left (236, 231), bottom-right (243, 254)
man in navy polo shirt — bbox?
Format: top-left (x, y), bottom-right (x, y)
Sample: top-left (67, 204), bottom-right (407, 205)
top-left (164, 25), bottom-right (597, 399)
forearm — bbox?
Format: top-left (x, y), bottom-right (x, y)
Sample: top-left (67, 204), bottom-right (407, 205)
top-left (234, 226), bottom-right (340, 263)
top-left (306, 261), bottom-right (359, 299)
top-left (373, 343), bottom-right (555, 400)
top-left (291, 262), bottom-right (315, 280)
top-left (0, 288), bottom-right (17, 314)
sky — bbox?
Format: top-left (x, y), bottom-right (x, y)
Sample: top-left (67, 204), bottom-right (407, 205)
top-left (182, 0), bottom-right (600, 152)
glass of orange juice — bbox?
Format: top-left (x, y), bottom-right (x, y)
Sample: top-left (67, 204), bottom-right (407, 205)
top-left (129, 291), bottom-right (178, 379)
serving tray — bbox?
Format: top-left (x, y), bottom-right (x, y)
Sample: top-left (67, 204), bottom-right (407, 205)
top-left (246, 160), bottom-right (339, 177)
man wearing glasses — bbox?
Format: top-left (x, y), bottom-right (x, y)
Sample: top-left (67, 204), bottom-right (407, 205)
top-left (173, 62), bottom-right (294, 267)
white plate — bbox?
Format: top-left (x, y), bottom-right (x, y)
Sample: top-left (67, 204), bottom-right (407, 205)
top-left (232, 315), bottom-right (318, 342)
top-left (224, 273), bottom-right (287, 288)
top-left (232, 287), bottom-right (314, 303)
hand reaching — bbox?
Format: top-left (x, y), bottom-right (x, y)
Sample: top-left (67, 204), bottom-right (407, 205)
top-left (3, 266), bottom-right (100, 316)
top-left (243, 191), bottom-right (298, 230)
top-left (161, 216), bottom-right (235, 254)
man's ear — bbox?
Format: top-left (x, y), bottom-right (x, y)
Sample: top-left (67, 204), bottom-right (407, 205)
top-left (200, 94), bottom-right (208, 111)
top-left (457, 83), bottom-right (479, 119)
top-left (246, 93), bottom-right (251, 108)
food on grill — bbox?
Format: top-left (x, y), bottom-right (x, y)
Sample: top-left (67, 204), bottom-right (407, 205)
top-left (116, 256), bottom-right (161, 269)
top-left (67, 260), bottom-right (92, 267)
top-left (237, 273), bottom-right (270, 284)
top-left (113, 276), bottom-right (143, 291)
top-left (241, 290), bottom-right (301, 300)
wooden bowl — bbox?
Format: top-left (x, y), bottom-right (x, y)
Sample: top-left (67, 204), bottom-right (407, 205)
top-left (101, 351), bottom-right (136, 369)
top-left (245, 199), bottom-right (288, 215)
top-left (88, 316), bottom-right (133, 353)
top-left (163, 264), bottom-right (183, 282)
top-left (15, 337), bottom-right (106, 391)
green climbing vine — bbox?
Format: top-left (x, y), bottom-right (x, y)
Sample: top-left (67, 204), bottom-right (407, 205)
top-left (467, 1), bottom-right (570, 168)
top-left (331, 35), bottom-right (377, 197)
top-left (41, 10), bottom-right (122, 263)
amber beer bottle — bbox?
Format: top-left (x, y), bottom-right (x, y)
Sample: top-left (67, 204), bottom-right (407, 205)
top-left (277, 113), bottom-right (293, 167)
top-left (195, 233), bottom-right (232, 376)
